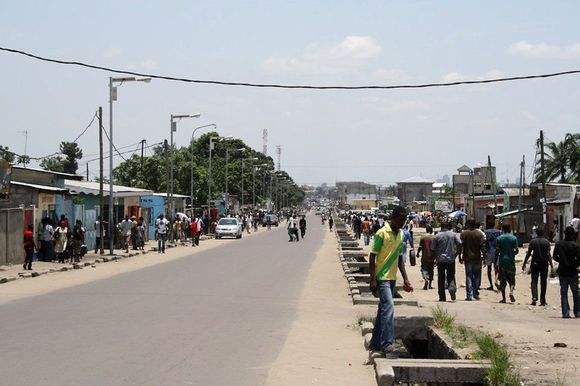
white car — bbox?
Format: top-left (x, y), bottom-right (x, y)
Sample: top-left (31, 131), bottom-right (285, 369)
top-left (215, 218), bottom-right (243, 239)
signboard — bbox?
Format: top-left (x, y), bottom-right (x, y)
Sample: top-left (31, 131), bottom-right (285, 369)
top-left (435, 200), bottom-right (453, 213)
top-left (0, 160), bottom-right (11, 200)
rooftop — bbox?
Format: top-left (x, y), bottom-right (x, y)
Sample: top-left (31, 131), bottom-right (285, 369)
top-left (64, 179), bottom-right (153, 197)
top-left (13, 166), bottom-right (83, 180)
top-left (11, 181), bottom-right (68, 192)
top-left (397, 176), bottom-right (434, 184)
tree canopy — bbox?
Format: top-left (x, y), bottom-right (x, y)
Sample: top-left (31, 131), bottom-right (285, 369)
top-left (113, 132), bottom-right (304, 207)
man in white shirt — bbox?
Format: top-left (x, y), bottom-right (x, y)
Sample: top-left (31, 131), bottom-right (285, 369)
top-left (119, 215), bottom-right (133, 253)
top-left (156, 214), bottom-right (169, 253)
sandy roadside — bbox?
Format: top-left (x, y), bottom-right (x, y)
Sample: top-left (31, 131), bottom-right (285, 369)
top-left (357, 227), bottom-right (580, 385)
top-left (0, 226), bottom-right (269, 306)
top-left (266, 227), bottom-right (375, 386)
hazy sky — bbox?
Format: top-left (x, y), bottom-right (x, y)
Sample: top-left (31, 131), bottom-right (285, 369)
top-left (1, 1), bottom-right (579, 185)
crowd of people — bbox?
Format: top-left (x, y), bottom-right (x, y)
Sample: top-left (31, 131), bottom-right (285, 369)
top-left (339, 206), bottom-right (579, 360)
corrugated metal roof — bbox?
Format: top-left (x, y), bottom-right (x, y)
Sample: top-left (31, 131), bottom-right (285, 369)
top-left (64, 179), bottom-right (153, 197)
top-left (11, 181), bottom-right (68, 192)
top-left (13, 166), bottom-right (83, 180)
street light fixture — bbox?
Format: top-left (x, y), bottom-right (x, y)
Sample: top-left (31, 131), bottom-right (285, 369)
top-left (190, 124), bottom-right (216, 213)
top-left (107, 76), bottom-right (151, 255)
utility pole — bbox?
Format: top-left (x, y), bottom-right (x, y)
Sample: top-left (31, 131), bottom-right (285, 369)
top-left (539, 130), bottom-right (547, 225)
top-left (140, 139), bottom-right (146, 171)
top-left (164, 139), bottom-right (170, 219)
top-left (86, 163), bottom-right (89, 181)
top-left (487, 155), bottom-right (498, 214)
top-left (98, 106), bottom-right (104, 254)
top-left (469, 170), bottom-right (475, 219)
top-left (518, 155), bottom-right (525, 211)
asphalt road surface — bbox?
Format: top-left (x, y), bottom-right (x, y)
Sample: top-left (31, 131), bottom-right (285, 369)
top-left (0, 214), bottom-right (325, 386)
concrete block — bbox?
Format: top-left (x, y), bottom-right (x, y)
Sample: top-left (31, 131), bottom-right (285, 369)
top-left (364, 333), bottom-right (373, 350)
top-left (361, 322), bottom-right (374, 335)
top-left (374, 360), bottom-right (395, 386)
top-left (375, 358), bottom-right (490, 384)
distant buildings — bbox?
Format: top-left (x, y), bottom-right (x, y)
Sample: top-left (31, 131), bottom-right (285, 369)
top-left (396, 176), bottom-right (434, 205)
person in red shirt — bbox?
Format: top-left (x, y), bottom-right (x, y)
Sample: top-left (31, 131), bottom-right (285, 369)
top-left (23, 224), bottom-right (36, 270)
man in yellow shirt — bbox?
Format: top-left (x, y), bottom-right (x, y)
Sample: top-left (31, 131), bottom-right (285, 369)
top-left (369, 206), bottom-right (413, 358)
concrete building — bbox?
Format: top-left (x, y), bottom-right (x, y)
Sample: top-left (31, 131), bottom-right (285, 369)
top-left (335, 181), bottom-right (377, 207)
top-left (396, 176), bottom-right (434, 205)
top-left (452, 164), bottom-right (498, 196)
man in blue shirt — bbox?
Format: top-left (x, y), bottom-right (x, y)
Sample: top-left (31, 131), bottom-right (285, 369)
top-left (496, 223), bottom-right (519, 303)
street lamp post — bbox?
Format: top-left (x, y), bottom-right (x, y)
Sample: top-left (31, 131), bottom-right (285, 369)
top-left (190, 124), bottom-right (216, 213)
top-left (167, 113), bottom-right (200, 244)
top-left (241, 157), bottom-right (258, 210)
top-left (208, 136), bottom-right (232, 224)
top-left (108, 76), bottom-right (150, 255)
top-left (223, 144), bottom-right (239, 214)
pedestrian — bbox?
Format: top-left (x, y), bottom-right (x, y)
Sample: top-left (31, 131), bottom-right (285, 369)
top-left (40, 218), bottom-right (54, 261)
top-left (417, 225), bottom-right (435, 290)
top-left (253, 213), bottom-right (259, 232)
top-left (94, 216), bottom-right (104, 254)
top-left (552, 226), bottom-right (579, 318)
top-left (368, 206), bottom-right (413, 359)
top-left (119, 215), bottom-right (132, 253)
top-left (328, 216), bottom-right (334, 231)
top-left (23, 224), bottom-right (36, 270)
top-left (362, 217), bottom-right (371, 245)
top-left (522, 227), bottom-right (553, 306)
top-left (53, 220), bottom-right (68, 263)
top-left (430, 221), bottom-right (461, 302)
top-left (137, 217), bottom-right (146, 251)
top-left (156, 214), bottom-right (169, 253)
top-left (246, 214), bottom-right (252, 234)
top-left (570, 215), bottom-right (579, 243)
top-left (190, 215), bottom-right (202, 247)
top-left (130, 216), bottom-right (139, 250)
top-left (401, 225), bottom-right (414, 265)
top-left (287, 215), bottom-right (297, 241)
top-left (484, 219), bottom-right (502, 291)
top-left (460, 219), bottom-right (485, 301)
top-left (71, 220), bottom-right (85, 262)
top-left (299, 215), bottom-right (307, 239)
top-left (496, 223), bottom-right (518, 303)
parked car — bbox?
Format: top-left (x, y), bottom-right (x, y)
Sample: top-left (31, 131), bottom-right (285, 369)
top-left (262, 213), bottom-right (279, 227)
top-left (215, 217), bottom-right (243, 239)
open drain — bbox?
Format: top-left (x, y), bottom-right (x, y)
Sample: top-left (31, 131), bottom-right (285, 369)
top-left (364, 317), bottom-right (490, 385)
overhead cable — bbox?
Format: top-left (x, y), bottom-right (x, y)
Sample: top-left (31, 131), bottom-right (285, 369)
top-left (2, 46), bottom-right (580, 90)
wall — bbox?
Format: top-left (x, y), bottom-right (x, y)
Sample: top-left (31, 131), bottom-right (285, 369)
top-left (0, 184), bottom-right (39, 209)
top-left (0, 208), bottom-right (25, 265)
top-left (397, 183), bottom-right (432, 203)
top-left (140, 195), bottom-right (165, 239)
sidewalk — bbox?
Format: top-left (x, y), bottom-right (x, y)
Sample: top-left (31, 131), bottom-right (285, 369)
top-left (266, 225), bottom-right (375, 385)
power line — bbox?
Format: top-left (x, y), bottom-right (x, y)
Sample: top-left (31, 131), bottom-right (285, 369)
top-left (72, 110), bottom-right (98, 143)
top-left (101, 127), bottom-right (128, 161)
top-left (84, 141), bottom-right (162, 163)
top-left (3, 46), bottom-right (580, 91)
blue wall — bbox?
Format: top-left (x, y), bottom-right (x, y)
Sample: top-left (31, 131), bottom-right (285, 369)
top-left (140, 195), bottom-right (166, 239)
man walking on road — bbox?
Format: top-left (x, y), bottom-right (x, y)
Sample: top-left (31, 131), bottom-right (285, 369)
top-left (460, 219), bottom-right (486, 301)
top-left (417, 225), bottom-right (435, 290)
top-left (299, 215), bottom-right (307, 239)
top-left (156, 214), bottom-right (169, 253)
top-left (552, 226), bottom-right (579, 318)
top-left (522, 228), bottom-right (553, 306)
top-left (431, 221), bottom-right (461, 302)
top-left (496, 223), bottom-right (518, 303)
top-left (328, 216), bottom-right (333, 231)
top-left (368, 206), bottom-right (413, 359)
top-left (23, 224), bottom-right (36, 270)
top-left (484, 219), bottom-right (501, 290)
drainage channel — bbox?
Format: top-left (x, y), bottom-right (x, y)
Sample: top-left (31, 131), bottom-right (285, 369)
top-left (363, 316), bottom-right (490, 386)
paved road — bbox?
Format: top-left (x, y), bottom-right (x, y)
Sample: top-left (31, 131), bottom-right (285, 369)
top-left (0, 214), bottom-right (325, 386)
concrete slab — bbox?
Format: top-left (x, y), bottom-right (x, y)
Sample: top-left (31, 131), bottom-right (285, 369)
top-left (374, 358), bottom-right (490, 384)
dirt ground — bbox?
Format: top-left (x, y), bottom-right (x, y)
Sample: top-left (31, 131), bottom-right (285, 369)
top-left (359, 227), bottom-right (580, 385)
top-left (266, 226), bottom-right (375, 386)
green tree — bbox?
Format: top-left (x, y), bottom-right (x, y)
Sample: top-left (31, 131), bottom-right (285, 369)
top-left (60, 142), bottom-right (83, 174)
top-left (40, 156), bottom-right (65, 172)
top-left (0, 146), bottom-right (15, 163)
top-left (537, 133), bottom-right (579, 183)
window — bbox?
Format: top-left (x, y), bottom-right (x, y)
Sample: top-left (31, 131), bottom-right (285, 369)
top-left (218, 218), bottom-right (237, 225)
